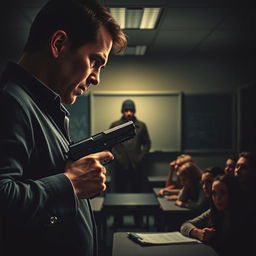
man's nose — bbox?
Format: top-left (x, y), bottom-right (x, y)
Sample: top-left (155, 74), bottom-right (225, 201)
top-left (88, 71), bottom-right (100, 86)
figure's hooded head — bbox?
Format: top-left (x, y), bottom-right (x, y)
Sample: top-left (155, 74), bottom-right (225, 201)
top-left (121, 99), bottom-right (136, 120)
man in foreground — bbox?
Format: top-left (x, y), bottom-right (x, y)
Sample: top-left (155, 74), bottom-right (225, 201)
top-left (0, 0), bottom-right (126, 255)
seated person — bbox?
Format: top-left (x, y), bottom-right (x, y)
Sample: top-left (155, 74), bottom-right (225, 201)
top-left (167, 162), bottom-right (206, 214)
top-left (224, 154), bottom-right (238, 176)
top-left (234, 151), bottom-right (256, 193)
top-left (158, 154), bottom-right (192, 197)
top-left (180, 174), bottom-right (248, 256)
top-left (200, 166), bottom-right (225, 211)
top-left (202, 166), bottom-right (225, 197)
top-left (234, 151), bottom-right (256, 236)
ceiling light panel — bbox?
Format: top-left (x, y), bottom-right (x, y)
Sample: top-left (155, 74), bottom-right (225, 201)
top-left (110, 7), bottom-right (161, 29)
top-left (140, 8), bottom-right (161, 29)
top-left (120, 45), bottom-right (147, 56)
top-left (126, 8), bottom-right (143, 29)
top-left (135, 45), bottom-right (147, 55)
top-left (110, 8), bottom-right (125, 29)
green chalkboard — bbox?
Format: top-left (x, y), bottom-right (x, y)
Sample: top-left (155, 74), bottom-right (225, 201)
top-left (182, 94), bottom-right (234, 152)
top-left (64, 95), bottom-right (90, 142)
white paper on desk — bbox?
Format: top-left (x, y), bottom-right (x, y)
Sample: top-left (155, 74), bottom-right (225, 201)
top-left (133, 232), bottom-right (201, 245)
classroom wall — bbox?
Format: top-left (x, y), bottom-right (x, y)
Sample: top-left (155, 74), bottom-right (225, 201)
top-left (89, 55), bottom-right (256, 94)
top-left (87, 55), bottom-right (256, 174)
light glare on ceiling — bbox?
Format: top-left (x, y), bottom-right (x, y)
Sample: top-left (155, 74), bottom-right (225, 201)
top-left (110, 8), bottom-right (125, 29)
top-left (140, 8), bottom-right (161, 29)
top-left (120, 45), bottom-right (147, 56)
top-left (110, 7), bottom-right (161, 29)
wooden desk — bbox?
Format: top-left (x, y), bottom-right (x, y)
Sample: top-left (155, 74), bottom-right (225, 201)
top-left (112, 232), bottom-right (218, 256)
top-left (103, 193), bottom-right (160, 230)
top-left (104, 193), bottom-right (159, 211)
top-left (157, 196), bottom-right (193, 231)
top-left (157, 197), bottom-right (190, 212)
top-left (147, 176), bottom-right (166, 188)
top-left (153, 187), bottom-right (162, 196)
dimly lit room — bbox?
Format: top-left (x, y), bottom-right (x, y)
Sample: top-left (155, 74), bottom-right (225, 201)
top-left (0, 0), bottom-right (255, 256)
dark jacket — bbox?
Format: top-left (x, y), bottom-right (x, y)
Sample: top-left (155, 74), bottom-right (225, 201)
top-left (0, 63), bottom-right (96, 256)
top-left (110, 117), bottom-right (151, 171)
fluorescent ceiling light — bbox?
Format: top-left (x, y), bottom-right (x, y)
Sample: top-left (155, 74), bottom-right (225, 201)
top-left (110, 8), bottom-right (125, 29)
top-left (126, 8), bottom-right (143, 29)
top-left (140, 8), bottom-right (161, 29)
top-left (120, 45), bottom-right (147, 56)
top-left (110, 8), bottom-right (161, 29)
top-left (135, 45), bottom-right (147, 55)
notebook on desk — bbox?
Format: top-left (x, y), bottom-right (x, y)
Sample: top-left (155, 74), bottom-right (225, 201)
top-left (127, 232), bottom-right (201, 246)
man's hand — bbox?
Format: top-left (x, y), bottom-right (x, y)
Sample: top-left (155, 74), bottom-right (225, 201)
top-left (169, 160), bottom-right (176, 167)
top-left (64, 151), bottom-right (114, 199)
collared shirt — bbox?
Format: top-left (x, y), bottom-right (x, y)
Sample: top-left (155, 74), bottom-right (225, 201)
top-left (0, 62), bottom-right (95, 256)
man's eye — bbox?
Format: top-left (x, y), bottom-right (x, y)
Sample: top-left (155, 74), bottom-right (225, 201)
top-left (91, 59), bottom-right (97, 67)
top-left (91, 57), bottom-right (102, 68)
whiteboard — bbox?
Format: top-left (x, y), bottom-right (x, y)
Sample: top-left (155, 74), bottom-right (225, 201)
top-left (90, 91), bottom-right (182, 152)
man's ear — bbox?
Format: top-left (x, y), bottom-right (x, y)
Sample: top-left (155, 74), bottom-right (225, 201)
top-left (50, 30), bottom-right (68, 58)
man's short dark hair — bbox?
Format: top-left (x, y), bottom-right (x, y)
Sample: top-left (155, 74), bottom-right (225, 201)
top-left (24, 0), bottom-right (126, 53)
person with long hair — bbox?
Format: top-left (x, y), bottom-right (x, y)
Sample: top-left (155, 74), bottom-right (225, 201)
top-left (180, 174), bottom-right (248, 255)
top-left (224, 154), bottom-right (238, 176)
top-left (158, 154), bottom-right (193, 197)
top-left (167, 162), bottom-right (207, 213)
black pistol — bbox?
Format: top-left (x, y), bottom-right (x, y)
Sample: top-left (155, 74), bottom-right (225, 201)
top-left (68, 120), bottom-right (136, 161)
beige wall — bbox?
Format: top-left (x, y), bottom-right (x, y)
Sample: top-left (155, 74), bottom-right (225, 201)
top-left (88, 55), bottom-right (255, 94)
top-left (90, 55), bottom-right (255, 174)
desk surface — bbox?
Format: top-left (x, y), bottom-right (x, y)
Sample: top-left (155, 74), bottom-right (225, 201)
top-left (157, 197), bottom-right (190, 212)
top-left (153, 187), bottom-right (161, 196)
top-left (153, 188), bottom-right (190, 212)
top-left (104, 193), bottom-right (159, 207)
top-left (112, 232), bottom-right (218, 256)
top-left (147, 176), bottom-right (166, 182)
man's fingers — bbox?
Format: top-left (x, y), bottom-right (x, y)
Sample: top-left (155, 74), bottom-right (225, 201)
top-left (88, 151), bottom-right (114, 162)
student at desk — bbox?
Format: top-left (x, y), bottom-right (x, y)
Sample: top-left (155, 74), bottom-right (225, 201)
top-left (180, 174), bottom-right (249, 256)
top-left (200, 166), bottom-right (225, 210)
top-left (167, 162), bottom-right (207, 214)
top-left (224, 153), bottom-right (238, 176)
top-left (158, 154), bottom-right (192, 197)
top-left (234, 151), bottom-right (256, 248)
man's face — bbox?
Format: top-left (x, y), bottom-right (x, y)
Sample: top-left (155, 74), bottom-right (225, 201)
top-left (55, 25), bottom-right (113, 104)
top-left (122, 109), bottom-right (135, 120)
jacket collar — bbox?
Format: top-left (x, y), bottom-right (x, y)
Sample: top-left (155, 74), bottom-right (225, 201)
top-left (1, 62), bottom-right (69, 117)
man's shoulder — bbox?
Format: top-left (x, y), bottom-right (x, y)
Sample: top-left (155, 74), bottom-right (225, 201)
top-left (1, 81), bottom-right (31, 105)
top-left (110, 119), bottom-right (123, 127)
top-left (134, 118), bottom-right (147, 127)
